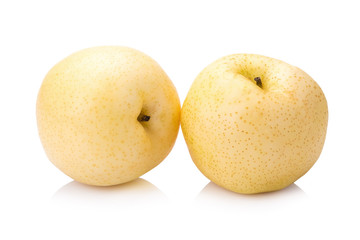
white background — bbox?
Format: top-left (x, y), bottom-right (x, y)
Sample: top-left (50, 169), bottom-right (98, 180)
top-left (1, 0), bottom-right (359, 239)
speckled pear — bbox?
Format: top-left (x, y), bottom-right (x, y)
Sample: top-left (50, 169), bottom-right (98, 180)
top-left (37, 46), bottom-right (180, 186)
top-left (181, 54), bottom-right (328, 194)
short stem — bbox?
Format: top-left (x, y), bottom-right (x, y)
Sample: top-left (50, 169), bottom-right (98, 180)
top-left (137, 113), bottom-right (150, 122)
top-left (254, 77), bottom-right (263, 88)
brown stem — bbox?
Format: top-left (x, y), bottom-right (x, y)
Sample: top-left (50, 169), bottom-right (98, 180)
top-left (254, 77), bottom-right (263, 88)
top-left (137, 113), bottom-right (150, 122)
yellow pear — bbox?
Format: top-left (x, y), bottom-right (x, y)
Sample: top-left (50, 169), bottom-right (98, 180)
top-left (181, 54), bottom-right (328, 194)
top-left (37, 46), bottom-right (180, 186)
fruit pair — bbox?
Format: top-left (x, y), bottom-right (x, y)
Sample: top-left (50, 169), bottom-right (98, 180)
top-left (37, 46), bottom-right (328, 194)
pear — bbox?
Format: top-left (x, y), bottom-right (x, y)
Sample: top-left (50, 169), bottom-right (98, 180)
top-left (181, 54), bottom-right (328, 194)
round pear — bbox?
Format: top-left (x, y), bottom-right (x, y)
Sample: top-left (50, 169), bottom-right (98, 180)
top-left (37, 46), bottom-right (180, 186)
top-left (181, 54), bottom-right (328, 194)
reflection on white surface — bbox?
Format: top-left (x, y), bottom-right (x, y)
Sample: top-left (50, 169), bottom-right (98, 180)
top-left (52, 178), bottom-right (168, 207)
top-left (195, 182), bottom-right (307, 212)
